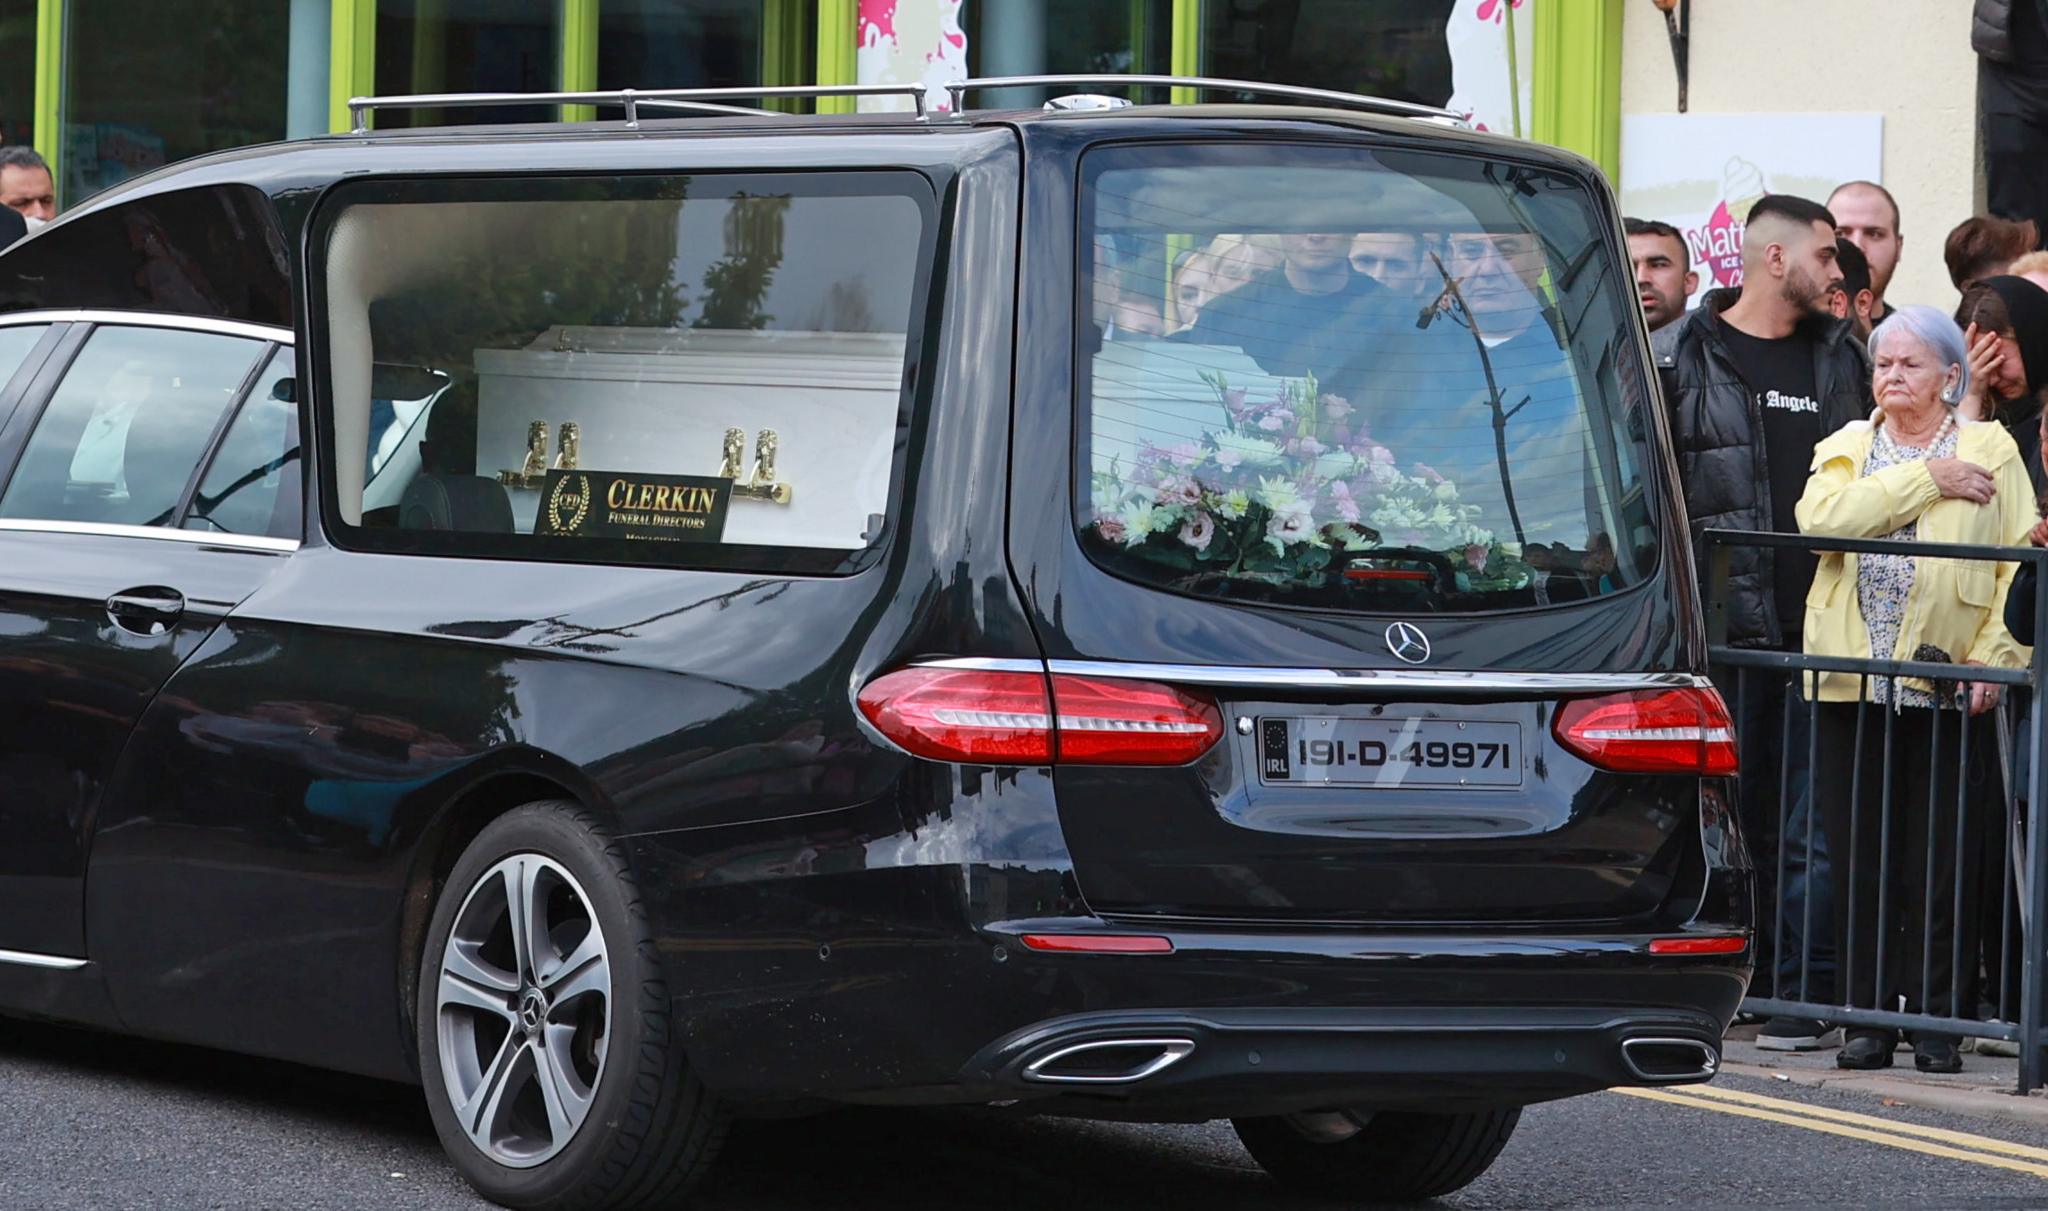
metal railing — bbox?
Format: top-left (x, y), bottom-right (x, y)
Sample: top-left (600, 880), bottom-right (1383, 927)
top-left (1705, 528), bottom-right (2048, 1093)
top-left (346, 84), bottom-right (933, 132)
top-left (344, 75), bottom-right (1468, 134)
top-left (942, 75), bottom-right (1467, 124)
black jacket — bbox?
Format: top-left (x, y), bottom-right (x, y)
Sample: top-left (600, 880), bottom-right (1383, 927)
top-left (1973, 0), bottom-right (2048, 60)
top-left (1977, 0), bottom-right (2019, 60)
top-left (1653, 289), bottom-right (1873, 648)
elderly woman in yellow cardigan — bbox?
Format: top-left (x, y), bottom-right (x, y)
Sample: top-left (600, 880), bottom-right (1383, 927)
top-left (1795, 303), bottom-right (2035, 1074)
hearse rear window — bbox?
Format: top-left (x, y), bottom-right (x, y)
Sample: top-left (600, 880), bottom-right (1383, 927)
top-left (1077, 143), bottom-right (1656, 613)
top-left (315, 172), bottom-right (935, 573)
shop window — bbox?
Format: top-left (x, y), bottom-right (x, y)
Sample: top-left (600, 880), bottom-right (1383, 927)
top-left (374, 0), bottom-right (560, 127)
top-left (317, 171), bottom-right (936, 575)
top-left (62, 0), bottom-right (289, 200)
top-left (598, 0), bottom-right (759, 93)
top-left (0, 0), bottom-right (31, 145)
top-left (1202, 0), bottom-right (1457, 107)
top-left (963, 0), bottom-right (1172, 108)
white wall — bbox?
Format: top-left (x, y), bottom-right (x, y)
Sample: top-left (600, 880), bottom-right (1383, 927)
top-left (1620, 0), bottom-right (1977, 312)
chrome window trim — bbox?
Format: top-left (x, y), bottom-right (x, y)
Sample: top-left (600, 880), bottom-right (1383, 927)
top-left (0, 947), bottom-right (86, 971)
top-left (0, 309), bottom-right (294, 345)
top-left (0, 518), bottom-right (298, 553)
top-left (912, 656), bottom-right (1707, 693)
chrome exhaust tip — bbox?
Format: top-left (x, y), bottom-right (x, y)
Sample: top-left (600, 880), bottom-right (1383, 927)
top-left (1619, 1036), bottom-right (1720, 1082)
top-left (1021, 1037), bottom-right (1197, 1085)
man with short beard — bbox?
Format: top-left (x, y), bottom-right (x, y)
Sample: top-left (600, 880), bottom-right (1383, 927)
top-left (1828, 181), bottom-right (1902, 325)
top-left (1624, 217), bottom-right (1697, 332)
top-left (1655, 194), bottom-right (1873, 1055)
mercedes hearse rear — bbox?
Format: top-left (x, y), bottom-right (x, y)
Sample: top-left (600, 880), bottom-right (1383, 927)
top-left (945, 110), bottom-right (1752, 1200)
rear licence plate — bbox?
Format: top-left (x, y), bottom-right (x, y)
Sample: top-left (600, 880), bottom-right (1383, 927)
top-left (1258, 717), bottom-right (1523, 788)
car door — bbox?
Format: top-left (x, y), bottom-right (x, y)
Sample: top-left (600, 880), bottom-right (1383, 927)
top-left (0, 315), bottom-right (297, 959)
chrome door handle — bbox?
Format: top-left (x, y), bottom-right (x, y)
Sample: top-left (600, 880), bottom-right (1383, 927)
top-left (106, 586), bottom-right (185, 635)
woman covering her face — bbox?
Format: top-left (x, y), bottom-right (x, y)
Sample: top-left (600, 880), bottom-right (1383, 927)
top-left (1795, 304), bottom-right (2035, 1075)
top-left (1955, 275), bottom-right (2048, 493)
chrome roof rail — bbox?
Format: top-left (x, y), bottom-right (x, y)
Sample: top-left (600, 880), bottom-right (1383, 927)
top-left (944, 75), bottom-right (1467, 125)
top-left (345, 84), bottom-right (931, 133)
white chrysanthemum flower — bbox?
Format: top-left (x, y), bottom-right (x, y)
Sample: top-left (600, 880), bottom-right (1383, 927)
top-left (1118, 501), bottom-right (1159, 545)
top-left (1212, 433), bottom-right (1285, 467)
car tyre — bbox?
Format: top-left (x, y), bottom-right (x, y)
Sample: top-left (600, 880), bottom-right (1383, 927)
top-left (1232, 1107), bottom-right (1519, 1203)
top-left (418, 801), bottom-right (724, 1210)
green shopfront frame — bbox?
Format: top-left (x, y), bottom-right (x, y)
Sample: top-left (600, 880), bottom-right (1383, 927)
top-left (27, 0), bottom-right (1620, 208)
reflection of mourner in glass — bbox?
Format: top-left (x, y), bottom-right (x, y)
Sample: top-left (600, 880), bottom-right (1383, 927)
top-left (1185, 231), bottom-right (1393, 386)
top-left (1349, 231), bottom-right (1430, 298)
top-left (1349, 228), bottom-right (1577, 546)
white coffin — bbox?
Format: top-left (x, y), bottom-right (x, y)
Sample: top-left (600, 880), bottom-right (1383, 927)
top-left (474, 326), bottom-right (909, 548)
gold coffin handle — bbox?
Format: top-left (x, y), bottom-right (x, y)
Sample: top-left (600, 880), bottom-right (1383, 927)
top-left (722, 426), bottom-right (792, 504)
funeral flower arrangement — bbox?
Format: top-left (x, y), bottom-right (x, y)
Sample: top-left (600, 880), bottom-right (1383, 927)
top-left (1088, 371), bottom-right (1528, 592)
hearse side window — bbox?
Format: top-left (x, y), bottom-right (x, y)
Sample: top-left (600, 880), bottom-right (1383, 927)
top-left (316, 172), bottom-right (937, 574)
top-left (0, 324), bottom-right (49, 388)
top-left (0, 326), bottom-right (266, 528)
top-left (1077, 143), bottom-right (1656, 614)
top-left (186, 347), bottom-right (301, 541)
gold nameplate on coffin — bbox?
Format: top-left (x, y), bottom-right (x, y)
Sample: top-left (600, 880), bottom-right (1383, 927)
top-left (537, 469), bottom-right (731, 543)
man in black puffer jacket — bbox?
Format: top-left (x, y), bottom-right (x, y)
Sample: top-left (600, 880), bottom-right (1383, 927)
top-left (1655, 194), bottom-right (1872, 1052)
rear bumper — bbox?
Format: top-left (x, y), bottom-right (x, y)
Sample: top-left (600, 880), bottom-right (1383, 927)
top-left (956, 1004), bottom-right (1725, 1119)
top-left (658, 869), bottom-right (1751, 1115)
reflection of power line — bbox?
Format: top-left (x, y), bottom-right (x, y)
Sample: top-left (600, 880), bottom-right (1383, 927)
top-left (1421, 250), bottom-right (1527, 545)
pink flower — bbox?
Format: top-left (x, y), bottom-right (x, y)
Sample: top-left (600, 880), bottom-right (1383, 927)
top-left (1180, 512), bottom-right (1215, 552)
top-left (1476, 0), bottom-right (1524, 23)
top-left (1162, 442), bottom-right (1203, 466)
top-left (1257, 414), bottom-right (1285, 431)
top-left (1214, 447), bottom-right (1241, 470)
top-left (1330, 481), bottom-right (1361, 524)
top-left (1368, 445), bottom-right (1395, 464)
top-left (1094, 513), bottom-right (1127, 544)
top-left (1223, 387), bottom-right (1248, 415)
top-left (1289, 436), bottom-right (1326, 457)
top-left (1156, 475), bottom-right (1202, 507)
top-left (1320, 393), bottom-right (1352, 421)
top-left (1464, 543), bottom-right (1488, 572)
top-left (1412, 462), bottom-right (1445, 484)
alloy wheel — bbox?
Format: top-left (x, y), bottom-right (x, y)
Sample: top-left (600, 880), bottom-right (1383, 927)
top-left (435, 853), bottom-right (611, 1168)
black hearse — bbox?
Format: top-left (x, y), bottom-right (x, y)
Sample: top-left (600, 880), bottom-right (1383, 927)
top-left (0, 77), bottom-right (1750, 1209)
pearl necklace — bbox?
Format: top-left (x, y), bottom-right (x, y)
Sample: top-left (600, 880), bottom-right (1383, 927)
top-left (1876, 409), bottom-right (1956, 458)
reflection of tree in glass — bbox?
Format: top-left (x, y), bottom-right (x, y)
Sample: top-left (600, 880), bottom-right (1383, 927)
top-left (371, 190), bottom-right (690, 365)
top-left (696, 193), bottom-right (791, 331)
top-left (804, 280), bottom-right (878, 332)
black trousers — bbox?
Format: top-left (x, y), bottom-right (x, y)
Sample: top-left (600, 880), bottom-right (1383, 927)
top-left (1813, 702), bottom-right (1987, 1029)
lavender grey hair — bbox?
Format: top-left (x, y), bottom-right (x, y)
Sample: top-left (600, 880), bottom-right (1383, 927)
top-left (1870, 303), bottom-right (1969, 402)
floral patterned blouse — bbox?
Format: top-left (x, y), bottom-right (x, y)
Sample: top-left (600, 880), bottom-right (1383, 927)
top-left (1858, 419), bottom-right (1959, 708)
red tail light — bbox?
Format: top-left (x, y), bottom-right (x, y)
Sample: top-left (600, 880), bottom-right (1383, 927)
top-left (1647, 934), bottom-right (1748, 955)
top-left (1553, 686), bottom-right (1737, 776)
top-left (1049, 674), bottom-right (1223, 765)
top-left (857, 666), bottom-right (1223, 766)
top-left (1020, 933), bottom-right (1175, 954)
top-left (855, 667), bottom-right (1054, 763)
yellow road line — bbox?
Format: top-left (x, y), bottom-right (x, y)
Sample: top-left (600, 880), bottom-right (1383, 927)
top-left (1676, 1083), bottom-right (2048, 1163)
top-left (1613, 1088), bottom-right (2048, 1181)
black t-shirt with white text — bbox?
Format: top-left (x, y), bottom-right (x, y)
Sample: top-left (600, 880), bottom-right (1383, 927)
top-left (1717, 318), bottom-right (1824, 637)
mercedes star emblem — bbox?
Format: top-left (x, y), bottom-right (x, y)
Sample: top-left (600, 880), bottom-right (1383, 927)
top-left (1385, 621), bottom-right (1432, 664)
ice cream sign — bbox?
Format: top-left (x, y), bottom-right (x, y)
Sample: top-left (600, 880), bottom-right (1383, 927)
top-left (1684, 157), bottom-right (1769, 291)
top-left (1619, 113), bottom-right (1883, 308)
